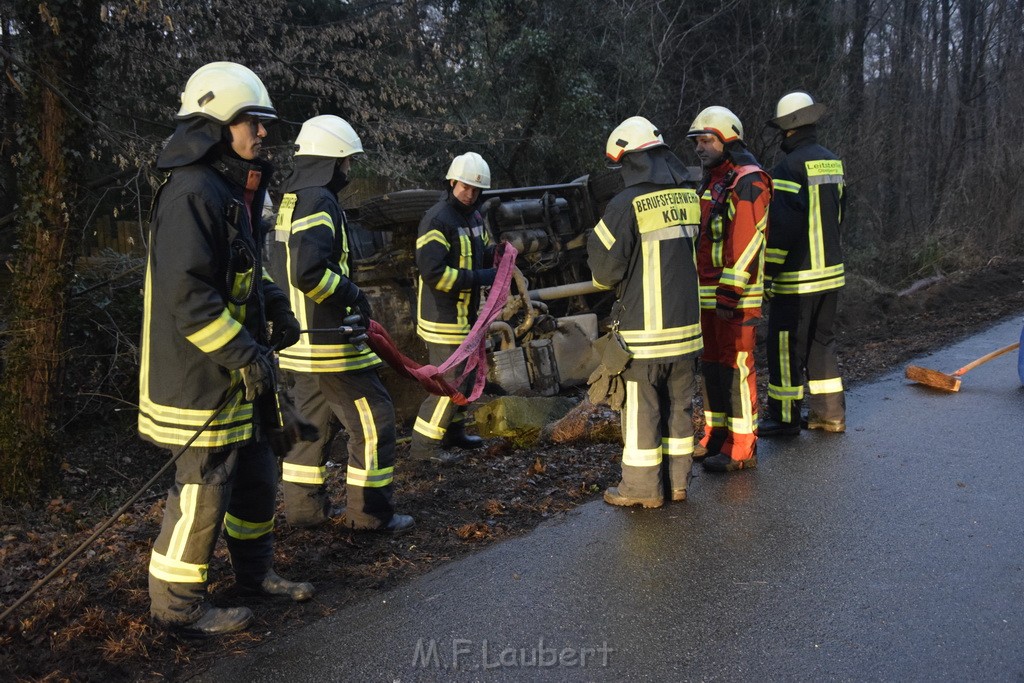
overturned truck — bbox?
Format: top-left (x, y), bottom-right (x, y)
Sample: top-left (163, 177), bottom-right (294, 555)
top-left (345, 172), bottom-right (628, 422)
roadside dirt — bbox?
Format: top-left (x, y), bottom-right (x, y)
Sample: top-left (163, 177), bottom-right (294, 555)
top-left (2, 257), bottom-right (1022, 682)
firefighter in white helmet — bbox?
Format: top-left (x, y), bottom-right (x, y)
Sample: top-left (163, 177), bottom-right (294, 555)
top-left (588, 116), bottom-right (703, 507)
top-left (759, 91), bottom-right (847, 436)
top-left (140, 62), bottom-right (313, 638)
top-left (687, 106), bottom-right (772, 473)
top-left (410, 151), bottom-right (503, 461)
top-left (266, 115), bottom-right (414, 533)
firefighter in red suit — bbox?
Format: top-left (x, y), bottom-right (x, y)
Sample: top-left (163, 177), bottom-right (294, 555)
top-left (687, 106), bottom-right (772, 472)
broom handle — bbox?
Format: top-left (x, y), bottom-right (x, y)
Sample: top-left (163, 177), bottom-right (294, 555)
top-left (953, 342), bottom-right (1021, 376)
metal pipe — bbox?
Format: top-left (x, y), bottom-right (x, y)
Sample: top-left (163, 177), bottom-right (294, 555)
top-left (527, 281), bottom-right (601, 301)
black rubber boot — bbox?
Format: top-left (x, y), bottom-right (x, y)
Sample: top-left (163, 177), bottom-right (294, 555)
top-left (758, 418), bottom-right (801, 437)
top-left (241, 570), bottom-right (315, 602)
top-left (441, 421), bottom-right (484, 449)
top-left (702, 452), bottom-right (757, 473)
top-left (603, 486), bottom-right (663, 509)
top-left (162, 606), bottom-right (253, 639)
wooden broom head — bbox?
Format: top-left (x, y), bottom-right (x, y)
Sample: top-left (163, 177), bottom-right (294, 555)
top-left (905, 364), bottom-right (962, 392)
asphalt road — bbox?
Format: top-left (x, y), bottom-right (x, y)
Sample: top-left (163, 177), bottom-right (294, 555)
top-left (198, 316), bottom-right (1024, 682)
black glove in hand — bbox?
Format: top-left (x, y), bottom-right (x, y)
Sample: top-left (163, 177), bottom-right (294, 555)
top-left (269, 309), bottom-right (301, 351)
top-left (352, 290), bottom-right (373, 326)
top-left (240, 352), bottom-right (275, 401)
top-left (475, 268), bottom-right (498, 288)
top-left (341, 313), bottom-right (369, 350)
top-left (265, 390), bottom-right (320, 458)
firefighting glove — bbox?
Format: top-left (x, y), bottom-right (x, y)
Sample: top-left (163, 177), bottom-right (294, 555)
top-left (341, 313), bottom-right (369, 350)
top-left (264, 390), bottom-right (320, 458)
top-left (268, 308), bottom-right (301, 351)
top-left (351, 289), bottom-right (373, 327)
top-left (240, 352), bottom-right (275, 401)
top-left (474, 268), bottom-right (498, 288)
top-left (587, 365), bottom-right (626, 412)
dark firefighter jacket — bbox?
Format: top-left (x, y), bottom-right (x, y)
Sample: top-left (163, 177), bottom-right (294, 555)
top-left (138, 117), bottom-right (289, 451)
top-left (696, 147), bottom-right (772, 312)
top-left (766, 127), bottom-right (846, 294)
top-left (266, 157), bottom-right (382, 373)
top-left (587, 146), bottom-right (703, 363)
top-left (415, 191), bottom-right (495, 345)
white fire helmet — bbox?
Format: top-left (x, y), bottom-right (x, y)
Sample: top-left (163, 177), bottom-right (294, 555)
top-left (605, 116), bottom-right (665, 163)
top-left (295, 115), bottom-right (364, 158)
top-left (687, 106), bottom-right (744, 144)
top-left (176, 61), bottom-right (277, 124)
top-left (446, 152), bottom-right (491, 189)
top-left (769, 91), bottom-right (827, 130)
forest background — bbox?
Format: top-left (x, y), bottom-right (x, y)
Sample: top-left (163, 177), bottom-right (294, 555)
top-left (1, 0), bottom-right (1023, 502)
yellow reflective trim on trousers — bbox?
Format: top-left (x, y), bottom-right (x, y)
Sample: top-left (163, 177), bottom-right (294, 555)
top-left (808, 377), bottom-right (844, 394)
top-left (149, 549), bottom-right (207, 584)
top-left (167, 483), bottom-right (200, 562)
top-left (704, 411), bottom-right (726, 428)
top-left (735, 351), bottom-right (756, 433)
top-left (414, 396), bottom-right (451, 441)
top-left (308, 269), bottom-right (340, 303)
top-left (186, 308), bottom-right (243, 353)
top-left (622, 380), bottom-right (661, 467)
top-left (416, 230), bottom-right (450, 250)
top-left (773, 264), bottom-right (845, 283)
top-left (768, 384), bottom-right (804, 399)
top-left (282, 462), bottom-right (326, 485)
top-left (771, 276), bottom-right (845, 295)
top-left (356, 397), bottom-right (378, 471)
top-left (773, 179), bottom-right (801, 194)
top-left (346, 465), bottom-right (395, 488)
top-left (593, 219), bottom-right (615, 250)
top-left (437, 266), bottom-right (459, 293)
top-left (224, 512), bottom-right (274, 540)
top-left (662, 437), bottom-right (694, 456)
top-left (776, 330), bottom-right (795, 422)
top-left (642, 240), bottom-right (662, 330)
top-left (291, 212), bottom-right (333, 234)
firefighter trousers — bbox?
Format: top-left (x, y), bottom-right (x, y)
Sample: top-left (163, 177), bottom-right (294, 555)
top-left (148, 439), bottom-right (276, 625)
top-left (281, 369), bottom-right (397, 529)
top-left (411, 342), bottom-right (473, 448)
top-left (766, 291), bottom-right (845, 424)
top-left (617, 360), bottom-right (696, 499)
top-left (699, 310), bottom-right (759, 460)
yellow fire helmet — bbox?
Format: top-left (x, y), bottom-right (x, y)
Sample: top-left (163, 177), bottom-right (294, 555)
top-left (769, 91), bottom-right (827, 130)
top-left (295, 115), bottom-right (364, 158)
top-left (446, 152), bottom-right (491, 189)
top-left (687, 106), bottom-right (743, 144)
top-left (177, 61), bottom-right (277, 124)
top-left (605, 116), bottom-right (665, 163)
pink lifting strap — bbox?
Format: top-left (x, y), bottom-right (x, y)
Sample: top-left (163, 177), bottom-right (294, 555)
top-left (366, 245), bottom-right (519, 406)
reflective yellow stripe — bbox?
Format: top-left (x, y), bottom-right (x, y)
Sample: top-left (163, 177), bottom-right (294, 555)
top-left (622, 380), bottom-right (661, 467)
top-left (356, 397), bottom-right (377, 471)
top-left (765, 247), bottom-right (787, 264)
top-left (437, 266), bottom-right (459, 293)
top-left (768, 383), bottom-right (804, 400)
top-left (149, 549), bottom-right (207, 584)
top-left (662, 437), bottom-right (694, 456)
top-left (773, 179), bottom-right (801, 194)
top-left (618, 323), bottom-right (702, 343)
top-left (168, 483), bottom-right (200, 561)
top-left (642, 240), bottom-right (662, 330)
top-left (414, 396), bottom-right (451, 441)
top-left (291, 212), bottom-right (333, 234)
top-left (773, 264), bottom-right (845, 282)
top-left (593, 219), bottom-right (615, 250)
top-left (277, 344), bottom-right (382, 373)
top-left (282, 462), bottom-right (326, 485)
top-left (775, 329), bottom-right (796, 423)
top-left (346, 465), bottom-right (395, 488)
top-left (223, 512), bottom-right (274, 540)
top-left (629, 338), bottom-right (703, 359)
top-left (307, 269), bottom-right (340, 303)
top-left (704, 410), bottom-right (726, 428)
top-left (591, 277), bottom-right (614, 291)
top-left (808, 377), bottom-right (844, 394)
top-left (416, 229), bottom-right (450, 250)
top-left (186, 309), bottom-right (243, 353)
top-left (734, 351), bottom-right (756, 434)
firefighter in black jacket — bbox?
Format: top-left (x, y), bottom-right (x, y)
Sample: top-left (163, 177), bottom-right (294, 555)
top-left (139, 62), bottom-right (312, 638)
top-left (266, 115), bottom-right (413, 533)
top-left (759, 91), bottom-right (847, 435)
top-left (410, 152), bottom-right (498, 462)
top-left (588, 116), bottom-right (703, 508)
